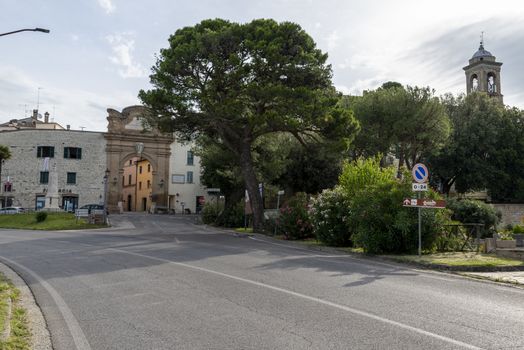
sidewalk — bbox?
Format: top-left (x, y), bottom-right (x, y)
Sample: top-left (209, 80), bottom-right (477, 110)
top-left (463, 271), bottom-right (524, 285)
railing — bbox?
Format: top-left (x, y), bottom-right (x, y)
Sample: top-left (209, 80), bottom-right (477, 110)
top-left (438, 223), bottom-right (485, 252)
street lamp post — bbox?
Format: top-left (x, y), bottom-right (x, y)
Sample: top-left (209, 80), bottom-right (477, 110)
top-left (0, 28), bottom-right (50, 37)
top-left (103, 169), bottom-right (109, 225)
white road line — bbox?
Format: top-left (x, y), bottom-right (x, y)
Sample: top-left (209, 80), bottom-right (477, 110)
top-left (106, 247), bottom-right (483, 350)
top-left (0, 256), bottom-right (91, 350)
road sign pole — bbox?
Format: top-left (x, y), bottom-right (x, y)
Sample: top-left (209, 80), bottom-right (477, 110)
top-left (418, 191), bottom-right (422, 256)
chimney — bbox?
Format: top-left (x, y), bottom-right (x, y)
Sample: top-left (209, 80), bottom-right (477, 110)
top-left (44, 112), bottom-right (49, 123)
top-left (32, 109), bottom-right (38, 120)
top-left (66, 125), bottom-right (70, 130)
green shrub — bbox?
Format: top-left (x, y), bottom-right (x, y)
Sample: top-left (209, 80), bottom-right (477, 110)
top-left (336, 158), bottom-right (447, 254)
top-left (513, 224), bottom-right (524, 234)
top-left (201, 202), bottom-right (223, 225)
top-left (310, 187), bottom-right (352, 246)
top-left (35, 211), bottom-right (48, 222)
top-left (447, 198), bottom-right (500, 237)
top-left (279, 193), bottom-right (313, 240)
top-left (215, 201), bottom-right (245, 228)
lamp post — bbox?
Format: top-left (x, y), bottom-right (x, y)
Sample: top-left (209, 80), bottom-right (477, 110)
top-left (103, 169), bottom-right (109, 224)
top-left (0, 28), bottom-right (50, 37)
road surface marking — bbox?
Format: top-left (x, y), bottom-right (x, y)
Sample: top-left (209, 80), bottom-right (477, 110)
top-left (0, 256), bottom-right (92, 350)
top-left (107, 247), bottom-right (483, 350)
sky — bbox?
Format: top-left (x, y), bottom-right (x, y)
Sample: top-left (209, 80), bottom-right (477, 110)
top-left (1, 0), bottom-right (524, 131)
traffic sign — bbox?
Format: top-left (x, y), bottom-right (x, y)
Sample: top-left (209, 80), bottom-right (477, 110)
top-left (402, 198), bottom-right (446, 208)
top-left (412, 163), bottom-right (429, 183)
top-left (412, 183), bottom-right (428, 191)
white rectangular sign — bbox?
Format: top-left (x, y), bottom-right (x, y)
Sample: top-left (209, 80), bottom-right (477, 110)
top-left (412, 183), bottom-right (428, 191)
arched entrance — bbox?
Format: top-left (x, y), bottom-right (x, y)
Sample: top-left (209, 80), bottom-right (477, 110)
top-left (104, 106), bottom-right (173, 213)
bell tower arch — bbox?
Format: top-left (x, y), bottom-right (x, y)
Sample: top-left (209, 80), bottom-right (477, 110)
top-left (463, 35), bottom-right (503, 103)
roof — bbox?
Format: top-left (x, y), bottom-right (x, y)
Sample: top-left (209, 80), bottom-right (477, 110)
top-left (471, 43), bottom-right (494, 59)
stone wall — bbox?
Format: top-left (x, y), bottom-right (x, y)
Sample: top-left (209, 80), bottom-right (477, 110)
top-left (493, 203), bottom-right (524, 228)
top-left (0, 129), bottom-right (106, 209)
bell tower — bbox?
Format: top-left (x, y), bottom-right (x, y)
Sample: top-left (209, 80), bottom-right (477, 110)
top-left (463, 34), bottom-right (503, 103)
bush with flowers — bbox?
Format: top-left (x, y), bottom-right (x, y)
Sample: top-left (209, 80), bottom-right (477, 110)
top-left (278, 192), bottom-right (313, 240)
top-left (310, 186), bottom-right (352, 246)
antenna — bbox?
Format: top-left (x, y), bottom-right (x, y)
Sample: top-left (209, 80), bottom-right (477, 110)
top-left (36, 87), bottom-right (43, 110)
top-left (480, 31), bottom-right (484, 46)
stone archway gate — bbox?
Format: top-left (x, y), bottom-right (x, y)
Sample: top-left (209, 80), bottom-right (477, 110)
top-left (104, 106), bottom-right (173, 213)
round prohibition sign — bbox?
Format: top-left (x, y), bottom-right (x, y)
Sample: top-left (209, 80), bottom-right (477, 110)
top-left (412, 163), bottom-right (429, 183)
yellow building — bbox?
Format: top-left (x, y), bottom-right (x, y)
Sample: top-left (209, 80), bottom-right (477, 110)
top-left (136, 159), bottom-right (153, 212)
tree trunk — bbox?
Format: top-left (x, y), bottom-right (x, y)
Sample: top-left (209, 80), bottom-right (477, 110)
top-left (239, 142), bottom-right (264, 231)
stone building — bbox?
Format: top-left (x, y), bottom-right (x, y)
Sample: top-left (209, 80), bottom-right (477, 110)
top-left (0, 106), bottom-right (210, 213)
top-left (0, 128), bottom-right (106, 209)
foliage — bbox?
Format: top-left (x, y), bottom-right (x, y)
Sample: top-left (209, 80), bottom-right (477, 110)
top-left (278, 193), bottom-right (313, 240)
top-left (429, 93), bottom-right (524, 199)
top-left (201, 202), bottom-right (223, 225)
top-left (215, 201), bottom-right (245, 228)
top-left (512, 225), bottom-right (524, 234)
top-left (446, 198), bottom-right (500, 236)
top-left (310, 187), bottom-right (352, 246)
top-left (497, 230), bottom-right (514, 240)
top-left (139, 18), bottom-right (359, 230)
top-left (345, 85), bottom-right (450, 172)
top-left (274, 138), bottom-right (346, 195)
top-left (35, 211), bottom-right (48, 222)
top-left (336, 158), bottom-right (447, 254)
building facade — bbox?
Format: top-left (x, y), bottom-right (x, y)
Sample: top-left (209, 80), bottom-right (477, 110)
top-left (0, 128), bottom-right (106, 210)
top-left (168, 142), bottom-right (208, 214)
top-left (0, 106), bottom-right (210, 213)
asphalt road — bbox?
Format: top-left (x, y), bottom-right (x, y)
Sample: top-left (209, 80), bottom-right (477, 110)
top-left (0, 213), bottom-right (523, 349)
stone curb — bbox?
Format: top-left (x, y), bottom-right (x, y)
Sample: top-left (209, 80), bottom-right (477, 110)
top-left (0, 262), bottom-right (52, 350)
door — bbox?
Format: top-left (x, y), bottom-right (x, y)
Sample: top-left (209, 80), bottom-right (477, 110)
top-left (127, 195), bottom-right (132, 211)
top-left (142, 197), bottom-right (147, 211)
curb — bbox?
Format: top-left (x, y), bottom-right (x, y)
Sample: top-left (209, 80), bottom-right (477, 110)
top-left (0, 262), bottom-right (52, 350)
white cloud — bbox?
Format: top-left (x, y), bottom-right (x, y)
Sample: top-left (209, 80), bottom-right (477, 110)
top-left (326, 30), bottom-right (340, 50)
top-left (97, 0), bottom-right (116, 14)
top-left (106, 33), bottom-right (147, 79)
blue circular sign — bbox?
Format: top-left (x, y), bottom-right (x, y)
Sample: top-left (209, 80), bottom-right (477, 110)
top-left (412, 163), bottom-right (429, 183)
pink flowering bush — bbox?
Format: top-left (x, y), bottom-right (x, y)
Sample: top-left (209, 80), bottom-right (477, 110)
top-left (279, 192), bottom-right (313, 240)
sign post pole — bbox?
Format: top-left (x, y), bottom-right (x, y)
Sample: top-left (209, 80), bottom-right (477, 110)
top-left (418, 192), bottom-right (421, 256)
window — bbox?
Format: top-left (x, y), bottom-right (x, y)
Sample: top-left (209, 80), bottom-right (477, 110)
top-left (129, 160), bottom-right (132, 165)
top-left (139, 181), bottom-right (142, 190)
top-left (66, 172), bottom-right (76, 184)
top-left (3, 183), bottom-right (12, 192)
top-left (40, 171), bottom-right (49, 184)
top-left (172, 174), bottom-right (185, 184)
top-left (139, 166), bottom-right (143, 174)
top-left (37, 146), bottom-right (54, 158)
top-left (186, 171), bottom-right (193, 184)
top-left (147, 164), bottom-right (151, 172)
top-left (187, 151), bottom-right (194, 165)
top-left (147, 180), bottom-right (151, 189)
top-left (122, 176), bottom-right (125, 186)
top-left (63, 147), bottom-right (82, 159)
top-left (128, 174), bottom-right (132, 185)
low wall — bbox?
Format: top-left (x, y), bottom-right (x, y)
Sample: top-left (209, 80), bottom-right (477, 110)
top-left (493, 204), bottom-right (524, 227)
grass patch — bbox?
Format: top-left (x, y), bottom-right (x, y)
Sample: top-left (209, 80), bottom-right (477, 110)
top-left (0, 212), bottom-right (107, 230)
top-left (234, 227), bottom-right (253, 233)
top-left (0, 273), bottom-right (30, 349)
top-left (386, 252), bottom-right (524, 268)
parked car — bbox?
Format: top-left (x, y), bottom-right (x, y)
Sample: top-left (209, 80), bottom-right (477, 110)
top-left (79, 204), bottom-right (106, 214)
top-left (0, 207), bottom-right (26, 214)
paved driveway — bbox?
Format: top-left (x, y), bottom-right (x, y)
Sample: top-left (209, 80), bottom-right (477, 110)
top-left (0, 213), bottom-right (522, 349)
